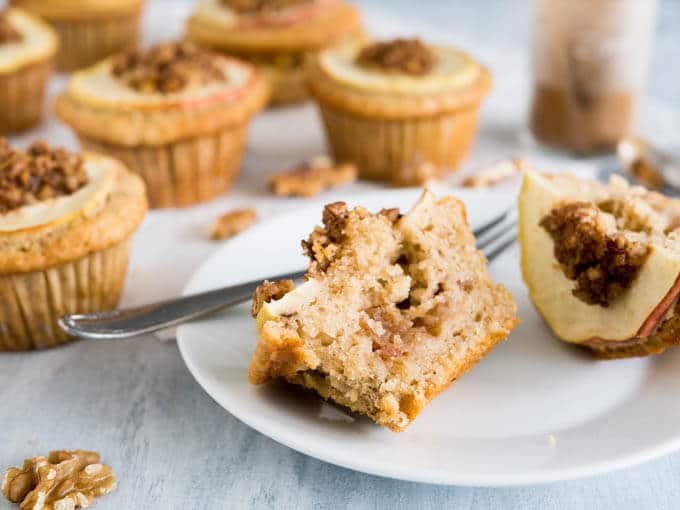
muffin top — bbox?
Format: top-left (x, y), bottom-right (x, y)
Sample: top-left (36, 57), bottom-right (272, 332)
top-left (10, 0), bottom-right (144, 20)
top-left (0, 8), bottom-right (57, 74)
top-left (194, 0), bottom-right (338, 28)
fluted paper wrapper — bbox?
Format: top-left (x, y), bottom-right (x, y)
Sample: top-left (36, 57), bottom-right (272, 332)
top-left (0, 59), bottom-right (52, 134)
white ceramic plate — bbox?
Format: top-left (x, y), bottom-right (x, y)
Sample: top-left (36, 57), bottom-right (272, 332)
top-left (177, 188), bottom-right (680, 486)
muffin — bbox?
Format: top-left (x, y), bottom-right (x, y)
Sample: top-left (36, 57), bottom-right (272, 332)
top-left (55, 42), bottom-right (269, 208)
top-left (519, 169), bottom-right (680, 359)
top-left (0, 139), bottom-right (147, 350)
top-left (250, 192), bottom-right (518, 431)
top-left (308, 38), bottom-right (491, 186)
top-left (186, 0), bottom-right (362, 105)
top-left (11, 0), bottom-right (144, 71)
top-left (0, 7), bottom-right (57, 134)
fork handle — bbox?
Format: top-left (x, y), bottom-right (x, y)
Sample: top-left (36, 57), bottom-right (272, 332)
top-left (58, 270), bottom-right (306, 340)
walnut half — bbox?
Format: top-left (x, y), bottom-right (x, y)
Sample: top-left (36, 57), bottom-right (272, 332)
top-left (2, 450), bottom-right (116, 510)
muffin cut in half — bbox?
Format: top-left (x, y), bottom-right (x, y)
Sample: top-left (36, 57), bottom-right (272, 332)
top-left (249, 191), bottom-right (518, 431)
top-left (519, 170), bottom-right (680, 359)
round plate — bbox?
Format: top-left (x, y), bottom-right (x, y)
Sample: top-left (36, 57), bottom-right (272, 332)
top-left (177, 188), bottom-right (680, 486)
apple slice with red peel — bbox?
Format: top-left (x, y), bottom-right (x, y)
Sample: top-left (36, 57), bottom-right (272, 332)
top-left (519, 169), bottom-right (680, 356)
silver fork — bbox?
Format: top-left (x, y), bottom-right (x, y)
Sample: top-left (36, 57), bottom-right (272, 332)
top-left (59, 209), bottom-right (517, 340)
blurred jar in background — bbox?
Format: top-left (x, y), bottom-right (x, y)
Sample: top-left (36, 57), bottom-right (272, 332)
top-left (529, 0), bottom-right (657, 154)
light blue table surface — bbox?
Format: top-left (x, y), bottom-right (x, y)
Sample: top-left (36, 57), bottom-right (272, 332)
top-left (2, 1), bottom-right (679, 509)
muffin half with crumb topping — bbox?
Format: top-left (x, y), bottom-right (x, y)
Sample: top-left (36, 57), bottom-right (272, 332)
top-left (249, 191), bottom-right (517, 431)
top-left (0, 138), bottom-right (147, 350)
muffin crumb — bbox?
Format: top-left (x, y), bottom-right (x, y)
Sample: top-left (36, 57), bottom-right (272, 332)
top-left (270, 157), bottom-right (357, 197)
top-left (252, 279), bottom-right (295, 317)
top-left (210, 208), bottom-right (257, 240)
top-left (111, 42), bottom-right (226, 94)
top-left (357, 38), bottom-right (438, 76)
top-left (0, 10), bottom-right (21, 44)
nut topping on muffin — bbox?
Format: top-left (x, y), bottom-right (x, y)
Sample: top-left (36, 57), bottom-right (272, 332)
top-left (221, 0), bottom-right (314, 14)
top-left (111, 42), bottom-right (226, 94)
top-left (0, 139), bottom-right (88, 214)
top-left (356, 38), bottom-right (438, 76)
top-left (0, 10), bottom-right (21, 44)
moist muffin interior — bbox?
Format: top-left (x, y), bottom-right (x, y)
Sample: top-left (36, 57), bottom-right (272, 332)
top-left (0, 139), bottom-right (88, 214)
top-left (250, 193), bottom-right (517, 431)
top-left (0, 10), bottom-right (21, 44)
top-left (220, 0), bottom-right (314, 14)
top-left (111, 42), bottom-right (226, 94)
top-left (356, 38), bottom-right (438, 76)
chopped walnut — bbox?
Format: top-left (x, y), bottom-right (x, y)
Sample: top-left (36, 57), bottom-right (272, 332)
top-left (270, 157), bottom-right (357, 198)
top-left (356, 38), bottom-right (438, 76)
top-left (627, 157), bottom-right (665, 190)
top-left (2, 450), bottom-right (116, 510)
top-left (252, 279), bottom-right (295, 317)
top-left (0, 139), bottom-right (88, 214)
top-left (221, 0), bottom-right (312, 14)
top-left (111, 42), bottom-right (226, 94)
top-left (301, 202), bottom-right (349, 276)
top-left (210, 208), bottom-right (257, 240)
top-left (461, 158), bottom-right (526, 188)
top-left (540, 201), bottom-right (650, 307)
top-left (0, 10), bottom-right (21, 44)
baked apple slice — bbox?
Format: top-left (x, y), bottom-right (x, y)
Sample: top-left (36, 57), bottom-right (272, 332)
top-left (519, 169), bottom-right (680, 358)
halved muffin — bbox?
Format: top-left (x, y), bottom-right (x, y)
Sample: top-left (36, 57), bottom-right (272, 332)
top-left (249, 192), bottom-right (518, 431)
top-left (519, 170), bottom-right (680, 359)
top-left (0, 138), bottom-right (147, 350)
top-left (55, 41), bottom-right (269, 208)
top-left (186, 0), bottom-right (362, 105)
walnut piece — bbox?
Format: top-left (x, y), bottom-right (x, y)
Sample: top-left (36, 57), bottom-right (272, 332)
top-left (461, 158), bottom-right (526, 188)
top-left (0, 10), bottom-right (22, 44)
top-left (252, 279), bottom-right (295, 317)
top-left (0, 138), bottom-right (88, 214)
top-left (356, 38), bottom-right (438, 76)
top-left (270, 157), bottom-right (357, 198)
top-left (2, 450), bottom-right (116, 510)
top-left (540, 201), bottom-right (650, 307)
top-left (221, 0), bottom-right (312, 14)
top-left (111, 42), bottom-right (226, 94)
top-left (301, 202), bottom-right (356, 276)
top-left (210, 208), bottom-right (257, 240)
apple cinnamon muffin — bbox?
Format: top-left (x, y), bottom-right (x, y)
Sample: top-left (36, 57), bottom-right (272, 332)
top-left (0, 7), bottom-right (57, 134)
top-left (55, 41), bottom-right (269, 208)
top-left (0, 138), bottom-right (147, 350)
top-left (308, 38), bottom-right (491, 185)
top-left (250, 192), bottom-right (518, 431)
top-left (520, 170), bottom-right (680, 359)
top-left (186, 0), bottom-right (362, 105)
top-left (11, 0), bottom-right (144, 71)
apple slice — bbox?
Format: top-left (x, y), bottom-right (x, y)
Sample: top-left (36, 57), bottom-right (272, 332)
top-left (519, 170), bottom-right (680, 357)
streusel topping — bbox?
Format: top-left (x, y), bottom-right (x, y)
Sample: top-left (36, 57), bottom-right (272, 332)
top-left (0, 10), bottom-right (21, 44)
top-left (540, 201), bottom-right (650, 307)
top-left (221, 0), bottom-right (313, 14)
top-left (0, 139), bottom-right (88, 214)
top-left (356, 38), bottom-right (438, 76)
top-left (111, 42), bottom-right (226, 94)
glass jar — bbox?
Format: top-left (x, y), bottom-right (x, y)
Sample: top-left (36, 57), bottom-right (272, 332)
top-left (529, 0), bottom-right (657, 154)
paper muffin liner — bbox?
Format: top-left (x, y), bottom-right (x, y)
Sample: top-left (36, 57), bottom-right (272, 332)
top-left (258, 63), bottom-right (309, 106)
top-left (0, 58), bottom-right (52, 134)
top-left (0, 239), bottom-right (131, 351)
top-left (317, 103), bottom-right (481, 186)
top-left (49, 12), bottom-right (141, 71)
top-left (78, 127), bottom-right (247, 208)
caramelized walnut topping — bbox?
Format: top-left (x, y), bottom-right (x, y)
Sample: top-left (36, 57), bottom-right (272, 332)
top-left (221, 0), bottom-right (313, 14)
top-left (540, 201), bottom-right (650, 307)
top-left (270, 157), bottom-right (357, 198)
top-left (210, 208), bottom-right (257, 240)
top-left (2, 450), bottom-right (116, 510)
top-left (0, 10), bottom-right (21, 44)
top-left (356, 38), bottom-right (438, 76)
top-left (252, 279), bottom-right (295, 317)
top-left (111, 42), bottom-right (225, 94)
top-left (302, 202), bottom-right (349, 276)
top-left (0, 139), bottom-right (88, 214)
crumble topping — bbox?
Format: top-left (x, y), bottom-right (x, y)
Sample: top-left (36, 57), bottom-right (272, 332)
top-left (0, 10), bottom-right (21, 45)
top-left (210, 208), bottom-right (257, 240)
top-left (220, 0), bottom-right (313, 14)
top-left (356, 38), bottom-right (438, 76)
top-left (2, 450), bottom-right (116, 510)
top-left (0, 139), bottom-right (88, 214)
top-left (252, 279), bottom-right (295, 317)
top-left (111, 42), bottom-right (226, 94)
top-left (269, 156), bottom-right (357, 198)
top-left (540, 201), bottom-right (650, 307)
